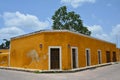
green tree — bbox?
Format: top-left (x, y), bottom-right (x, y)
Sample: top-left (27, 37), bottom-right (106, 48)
top-left (3, 39), bottom-right (10, 49)
top-left (0, 43), bottom-right (4, 49)
top-left (52, 6), bottom-right (91, 36)
top-left (0, 39), bottom-right (10, 49)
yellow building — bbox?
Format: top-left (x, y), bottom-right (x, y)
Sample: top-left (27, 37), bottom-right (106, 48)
top-left (8, 30), bottom-right (120, 70)
top-left (0, 49), bottom-right (9, 66)
top-left (117, 48), bottom-right (120, 61)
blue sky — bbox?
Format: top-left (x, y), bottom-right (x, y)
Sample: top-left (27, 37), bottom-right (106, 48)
top-left (0, 0), bottom-right (120, 47)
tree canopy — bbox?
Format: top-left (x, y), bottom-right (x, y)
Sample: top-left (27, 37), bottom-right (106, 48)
top-left (0, 39), bottom-right (10, 49)
top-left (52, 6), bottom-right (91, 36)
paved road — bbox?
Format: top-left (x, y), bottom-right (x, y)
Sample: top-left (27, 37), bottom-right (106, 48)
top-left (0, 63), bottom-right (120, 80)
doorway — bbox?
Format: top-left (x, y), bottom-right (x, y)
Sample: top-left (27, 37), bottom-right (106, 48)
top-left (98, 50), bottom-right (102, 64)
top-left (106, 51), bottom-right (111, 63)
top-left (71, 47), bottom-right (78, 69)
top-left (49, 47), bottom-right (61, 70)
top-left (112, 52), bottom-right (117, 62)
top-left (86, 49), bottom-right (90, 66)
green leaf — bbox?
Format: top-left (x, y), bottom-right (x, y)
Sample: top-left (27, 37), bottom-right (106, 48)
top-left (51, 6), bottom-right (91, 36)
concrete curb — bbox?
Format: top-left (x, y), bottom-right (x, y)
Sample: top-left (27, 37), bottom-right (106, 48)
top-left (0, 62), bottom-right (119, 73)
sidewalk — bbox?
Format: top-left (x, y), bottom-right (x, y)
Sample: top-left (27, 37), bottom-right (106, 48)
top-left (0, 62), bottom-right (117, 73)
top-left (0, 62), bottom-right (120, 80)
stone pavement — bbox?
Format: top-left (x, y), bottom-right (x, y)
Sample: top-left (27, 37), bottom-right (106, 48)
top-left (0, 62), bottom-right (120, 80)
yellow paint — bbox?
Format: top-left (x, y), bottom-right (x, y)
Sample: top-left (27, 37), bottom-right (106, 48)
top-left (116, 48), bottom-right (120, 61)
top-left (0, 49), bottom-right (9, 53)
top-left (0, 49), bottom-right (9, 66)
top-left (8, 30), bottom-right (120, 70)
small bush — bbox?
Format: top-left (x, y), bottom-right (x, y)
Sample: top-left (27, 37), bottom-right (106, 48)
top-left (34, 70), bottom-right (40, 73)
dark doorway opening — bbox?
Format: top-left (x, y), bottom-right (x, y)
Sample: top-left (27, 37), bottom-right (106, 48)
top-left (50, 48), bottom-right (60, 69)
top-left (98, 50), bottom-right (102, 64)
top-left (86, 49), bottom-right (90, 66)
top-left (112, 52), bottom-right (117, 62)
top-left (72, 48), bottom-right (77, 68)
top-left (106, 51), bottom-right (111, 63)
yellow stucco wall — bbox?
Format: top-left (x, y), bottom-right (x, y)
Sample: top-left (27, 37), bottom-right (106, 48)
top-left (0, 49), bottom-right (9, 66)
top-left (10, 31), bottom-right (119, 70)
top-left (119, 49), bottom-right (120, 61)
top-left (0, 49), bottom-right (9, 53)
top-left (10, 33), bottom-right (44, 69)
top-left (116, 48), bottom-right (120, 61)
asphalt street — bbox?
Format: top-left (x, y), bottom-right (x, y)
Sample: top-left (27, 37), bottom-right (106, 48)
top-left (0, 63), bottom-right (120, 80)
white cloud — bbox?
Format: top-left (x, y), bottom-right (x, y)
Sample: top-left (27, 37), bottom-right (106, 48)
top-left (87, 25), bottom-right (111, 42)
top-left (88, 25), bottom-right (103, 34)
top-left (0, 27), bottom-right (25, 39)
top-left (0, 11), bottom-right (52, 42)
top-left (61, 0), bottom-right (96, 8)
top-left (111, 24), bottom-right (120, 47)
top-left (111, 24), bottom-right (120, 36)
top-left (95, 33), bottom-right (111, 42)
top-left (87, 24), bottom-right (120, 47)
top-left (3, 11), bottom-right (50, 31)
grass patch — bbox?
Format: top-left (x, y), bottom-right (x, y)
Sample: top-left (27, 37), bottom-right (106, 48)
top-left (34, 70), bottom-right (40, 73)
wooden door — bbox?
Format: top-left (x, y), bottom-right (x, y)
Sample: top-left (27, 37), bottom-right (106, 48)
top-left (50, 48), bottom-right (60, 69)
top-left (106, 51), bottom-right (111, 63)
top-left (112, 52), bottom-right (117, 62)
top-left (86, 49), bottom-right (90, 66)
top-left (72, 48), bottom-right (77, 68)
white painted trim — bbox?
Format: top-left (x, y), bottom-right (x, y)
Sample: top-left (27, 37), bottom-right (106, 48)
top-left (71, 47), bottom-right (78, 69)
top-left (48, 46), bottom-right (62, 70)
top-left (98, 50), bottom-right (102, 64)
top-left (85, 48), bottom-right (91, 66)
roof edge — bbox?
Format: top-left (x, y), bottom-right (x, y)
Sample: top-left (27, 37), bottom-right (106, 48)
top-left (11, 30), bottom-right (116, 45)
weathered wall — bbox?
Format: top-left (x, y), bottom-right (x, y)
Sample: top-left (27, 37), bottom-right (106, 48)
top-left (0, 53), bottom-right (8, 66)
top-left (119, 49), bottom-right (120, 61)
top-left (10, 31), bottom-right (118, 70)
top-left (43, 32), bottom-right (68, 70)
top-left (116, 48), bottom-right (120, 61)
top-left (10, 33), bottom-right (44, 69)
top-left (0, 49), bottom-right (9, 53)
top-left (66, 32), bottom-right (117, 69)
top-left (0, 49), bottom-right (9, 66)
